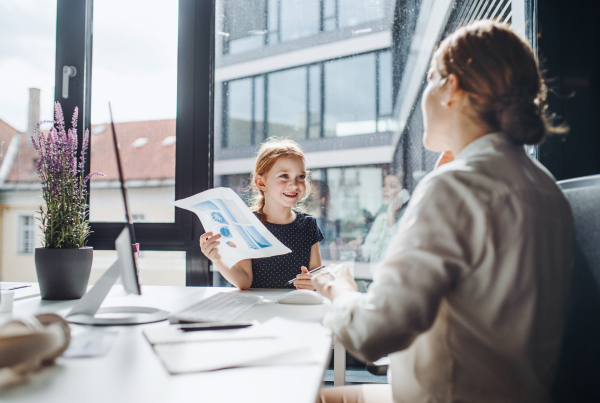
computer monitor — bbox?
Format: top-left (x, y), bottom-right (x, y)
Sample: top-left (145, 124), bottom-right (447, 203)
top-left (66, 104), bottom-right (168, 325)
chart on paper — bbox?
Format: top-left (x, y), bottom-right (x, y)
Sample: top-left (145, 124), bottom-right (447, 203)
top-left (173, 188), bottom-right (291, 267)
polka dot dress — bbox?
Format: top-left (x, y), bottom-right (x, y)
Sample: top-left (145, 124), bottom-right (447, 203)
top-left (251, 211), bottom-right (324, 289)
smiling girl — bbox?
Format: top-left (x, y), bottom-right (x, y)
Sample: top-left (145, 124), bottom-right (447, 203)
top-left (200, 138), bottom-right (323, 290)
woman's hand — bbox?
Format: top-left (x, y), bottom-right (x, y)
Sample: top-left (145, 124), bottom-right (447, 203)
top-left (294, 266), bottom-right (316, 290)
top-left (199, 232), bottom-right (222, 262)
top-left (387, 193), bottom-right (404, 227)
top-left (311, 264), bottom-right (358, 301)
top-left (435, 150), bottom-right (454, 169)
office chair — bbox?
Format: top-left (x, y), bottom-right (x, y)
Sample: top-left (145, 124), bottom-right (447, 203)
top-left (552, 174), bottom-right (600, 402)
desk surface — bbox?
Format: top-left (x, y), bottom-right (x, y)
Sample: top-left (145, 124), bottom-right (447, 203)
top-left (0, 286), bottom-right (332, 403)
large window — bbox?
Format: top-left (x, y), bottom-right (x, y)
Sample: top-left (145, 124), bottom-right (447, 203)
top-left (214, 0), bottom-right (524, 288)
top-left (0, 0), bottom-right (532, 286)
top-left (0, 0), bottom-right (57, 282)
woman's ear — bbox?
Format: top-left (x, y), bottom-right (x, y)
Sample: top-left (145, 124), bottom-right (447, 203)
top-left (442, 73), bottom-right (461, 107)
top-left (255, 175), bottom-right (267, 191)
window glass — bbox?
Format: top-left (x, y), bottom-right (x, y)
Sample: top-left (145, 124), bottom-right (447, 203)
top-left (378, 50), bottom-right (393, 130)
top-left (308, 65), bottom-right (322, 139)
top-left (89, 0), bottom-right (178, 223)
top-left (338, 0), bottom-right (386, 28)
top-left (224, 0), bottom-right (266, 54)
top-left (267, 67), bottom-right (307, 140)
top-left (214, 0), bottom-right (517, 289)
top-left (0, 0), bottom-right (57, 282)
top-left (91, 250), bottom-right (186, 286)
top-left (324, 53), bottom-right (376, 137)
top-left (280, 0), bottom-right (320, 42)
top-left (226, 78), bottom-right (253, 147)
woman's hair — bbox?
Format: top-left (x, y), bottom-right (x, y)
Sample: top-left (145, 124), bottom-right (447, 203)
top-left (248, 137), bottom-right (311, 223)
top-left (431, 20), bottom-right (565, 145)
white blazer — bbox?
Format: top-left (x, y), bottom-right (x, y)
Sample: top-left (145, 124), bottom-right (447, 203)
top-left (324, 133), bottom-right (574, 403)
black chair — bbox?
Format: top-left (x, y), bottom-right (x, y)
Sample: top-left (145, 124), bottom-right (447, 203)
top-left (553, 174), bottom-right (600, 402)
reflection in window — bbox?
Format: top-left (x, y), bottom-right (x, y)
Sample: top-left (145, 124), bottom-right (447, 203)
top-left (324, 53), bottom-right (376, 137)
top-left (267, 67), bottom-right (307, 140)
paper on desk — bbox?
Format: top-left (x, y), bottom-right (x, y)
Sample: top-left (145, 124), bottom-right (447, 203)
top-left (173, 188), bottom-right (291, 268)
top-left (146, 317), bottom-right (326, 374)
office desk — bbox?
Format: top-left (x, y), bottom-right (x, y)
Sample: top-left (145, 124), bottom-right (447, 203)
top-left (0, 286), bottom-right (333, 403)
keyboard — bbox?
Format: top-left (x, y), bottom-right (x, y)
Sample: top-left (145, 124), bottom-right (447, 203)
top-left (169, 292), bottom-right (263, 324)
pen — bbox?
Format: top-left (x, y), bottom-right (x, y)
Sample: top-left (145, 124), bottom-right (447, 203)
top-left (178, 322), bottom-right (255, 332)
top-left (286, 265), bottom-right (326, 285)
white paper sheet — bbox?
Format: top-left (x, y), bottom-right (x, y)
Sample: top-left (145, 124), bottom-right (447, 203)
top-left (144, 318), bottom-right (327, 374)
top-left (173, 188), bottom-right (291, 268)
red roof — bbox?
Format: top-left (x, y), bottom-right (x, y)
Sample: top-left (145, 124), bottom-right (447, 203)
top-left (89, 119), bottom-right (175, 181)
top-left (1, 118), bottom-right (176, 184)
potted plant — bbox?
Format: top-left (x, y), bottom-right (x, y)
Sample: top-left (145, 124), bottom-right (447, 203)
top-left (32, 102), bottom-right (103, 300)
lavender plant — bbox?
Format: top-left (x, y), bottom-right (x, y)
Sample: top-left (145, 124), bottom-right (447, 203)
top-left (32, 102), bottom-right (104, 249)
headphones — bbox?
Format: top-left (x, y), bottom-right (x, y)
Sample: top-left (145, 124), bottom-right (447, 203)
top-left (0, 313), bottom-right (70, 381)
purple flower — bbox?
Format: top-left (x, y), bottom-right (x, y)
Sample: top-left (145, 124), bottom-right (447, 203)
top-left (32, 102), bottom-right (104, 249)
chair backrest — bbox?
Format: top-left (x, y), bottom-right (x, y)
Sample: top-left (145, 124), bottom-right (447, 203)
top-left (552, 174), bottom-right (600, 402)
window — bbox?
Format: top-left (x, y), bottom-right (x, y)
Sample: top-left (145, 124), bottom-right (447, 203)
top-left (17, 215), bottom-right (36, 255)
top-left (214, 0), bottom-right (526, 288)
top-left (0, 0), bottom-right (534, 286)
top-left (0, 0), bottom-right (57, 281)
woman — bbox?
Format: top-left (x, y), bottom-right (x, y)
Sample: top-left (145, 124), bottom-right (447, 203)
top-left (353, 171), bottom-right (410, 265)
top-left (313, 20), bottom-right (574, 403)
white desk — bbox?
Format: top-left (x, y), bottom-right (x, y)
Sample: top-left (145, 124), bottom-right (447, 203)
top-left (0, 286), bottom-right (333, 403)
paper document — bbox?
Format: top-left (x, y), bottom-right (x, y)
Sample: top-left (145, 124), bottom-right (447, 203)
top-left (144, 317), bottom-right (327, 374)
top-left (173, 188), bottom-right (291, 268)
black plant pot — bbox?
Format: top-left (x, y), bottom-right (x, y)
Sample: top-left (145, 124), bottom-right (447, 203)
top-left (35, 247), bottom-right (93, 300)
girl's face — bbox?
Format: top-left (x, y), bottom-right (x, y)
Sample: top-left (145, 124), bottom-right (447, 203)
top-left (422, 68), bottom-right (452, 152)
top-left (259, 156), bottom-right (307, 209)
top-left (381, 175), bottom-right (401, 204)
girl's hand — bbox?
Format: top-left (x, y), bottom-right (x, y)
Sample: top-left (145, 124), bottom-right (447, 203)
top-left (312, 264), bottom-right (358, 300)
top-left (294, 266), bottom-right (316, 290)
top-left (199, 232), bottom-right (222, 262)
top-left (435, 150), bottom-right (454, 169)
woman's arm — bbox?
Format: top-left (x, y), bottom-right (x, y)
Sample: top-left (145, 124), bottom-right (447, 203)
top-left (293, 243), bottom-right (322, 290)
top-left (314, 174), bottom-right (484, 363)
top-left (200, 232), bottom-right (253, 289)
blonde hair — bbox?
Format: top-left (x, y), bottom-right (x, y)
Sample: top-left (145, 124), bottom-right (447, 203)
top-left (249, 137), bottom-right (311, 223)
top-left (432, 20), bottom-right (565, 145)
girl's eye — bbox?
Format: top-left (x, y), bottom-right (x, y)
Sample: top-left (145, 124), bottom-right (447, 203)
top-left (298, 175), bottom-right (306, 180)
top-left (280, 174), bottom-right (289, 179)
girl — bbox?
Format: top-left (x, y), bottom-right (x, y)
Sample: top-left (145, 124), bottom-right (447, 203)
top-left (200, 138), bottom-right (323, 290)
top-left (314, 20), bottom-right (573, 403)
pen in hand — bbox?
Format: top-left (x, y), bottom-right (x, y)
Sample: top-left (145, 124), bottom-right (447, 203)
top-left (286, 265), bottom-right (326, 285)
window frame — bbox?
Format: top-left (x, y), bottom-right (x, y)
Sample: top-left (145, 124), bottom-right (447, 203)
top-left (55, 0), bottom-right (215, 286)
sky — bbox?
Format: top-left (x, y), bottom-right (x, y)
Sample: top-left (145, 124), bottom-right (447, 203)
top-left (0, 0), bottom-right (179, 132)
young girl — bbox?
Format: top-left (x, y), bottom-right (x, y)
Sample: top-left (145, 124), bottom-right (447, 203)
top-left (200, 138), bottom-right (323, 290)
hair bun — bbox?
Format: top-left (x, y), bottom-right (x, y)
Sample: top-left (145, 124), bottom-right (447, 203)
top-left (498, 100), bottom-right (546, 146)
